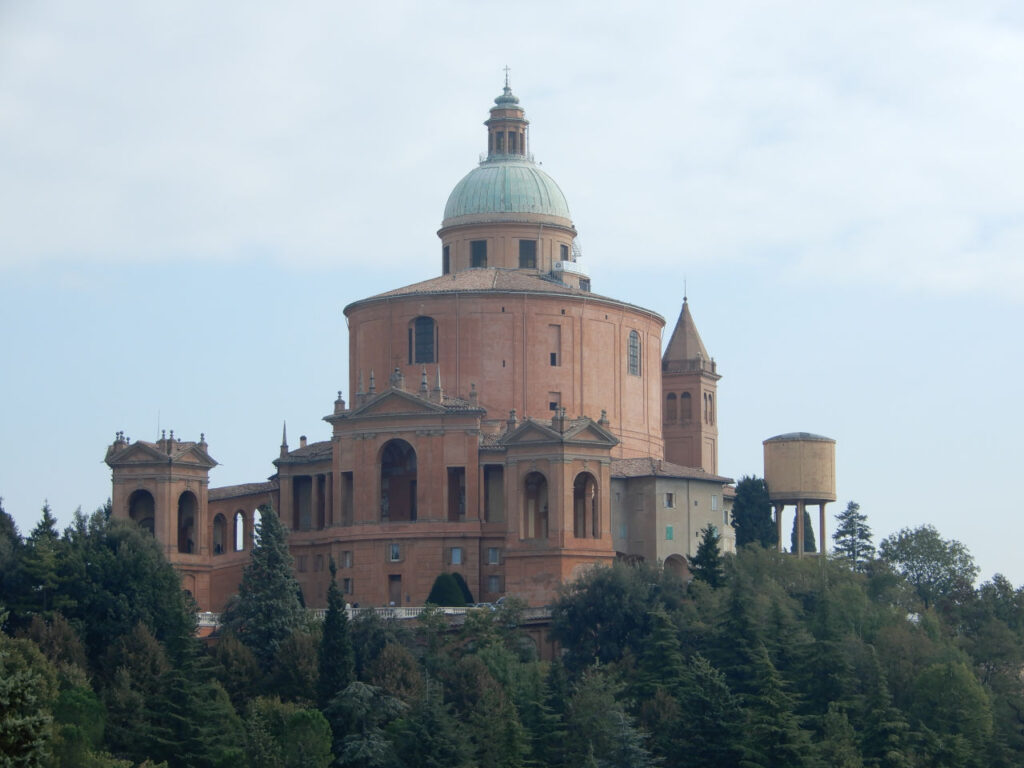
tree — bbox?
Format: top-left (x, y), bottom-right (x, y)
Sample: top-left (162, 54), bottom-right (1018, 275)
top-left (564, 666), bottom-right (656, 768)
top-left (878, 525), bottom-right (979, 608)
top-left (317, 558), bottom-right (354, 710)
top-left (0, 622), bottom-right (58, 767)
top-left (224, 505), bottom-right (304, 666)
top-left (833, 501), bottom-right (875, 570)
top-left (730, 476), bottom-right (775, 549)
top-left (426, 573), bottom-right (466, 607)
top-left (789, 509), bottom-right (817, 554)
top-left (244, 697), bottom-right (333, 768)
top-left (690, 524), bottom-right (725, 588)
top-left (19, 503), bottom-right (67, 618)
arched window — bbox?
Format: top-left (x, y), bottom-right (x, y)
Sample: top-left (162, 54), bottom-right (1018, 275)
top-left (408, 316), bottom-right (437, 364)
top-left (664, 554), bottom-right (689, 580)
top-left (212, 514), bottom-right (226, 555)
top-left (627, 331), bottom-right (641, 376)
top-left (573, 472), bottom-right (599, 538)
top-left (177, 491), bottom-right (198, 554)
top-left (234, 510), bottom-right (246, 551)
top-left (128, 489), bottom-right (155, 534)
top-left (680, 392), bottom-right (692, 421)
top-left (380, 439), bottom-right (417, 522)
top-left (665, 393), bottom-right (677, 423)
top-left (523, 472), bottom-right (549, 541)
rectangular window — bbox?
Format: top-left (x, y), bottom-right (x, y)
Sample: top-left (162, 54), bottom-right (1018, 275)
top-left (665, 492), bottom-right (675, 508)
top-left (618, 523), bottom-right (627, 539)
top-left (549, 391), bottom-right (560, 411)
top-left (579, 278), bottom-right (591, 292)
top-left (487, 547), bottom-right (500, 565)
top-left (560, 243), bottom-right (569, 261)
top-left (342, 578), bottom-right (352, 595)
top-left (442, 245), bottom-right (450, 274)
top-left (665, 525), bottom-right (674, 541)
top-left (342, 550), bottom-right (353, 568)
top-left (484, 465), bottom-right (504, 522)
top-left (711, 495), bottom-right (719, 511)
top-left (450, 546), bottom-right (463, 565)
top-left (488, 574), bottom-right (501, 593)
top-left (296, 555), bottom-right (308, 573)
top-left (389, 543), bottom-right (401, 562)
top-left (471, 240), bottom-right (487, 267)
top-left (518, 239), bottom-right (537, 269)
top-left (314, 554), bottom-right (324, 572)
top-left (413, 316), bottom-right (436, 364)
top-left (447, 467), bottom-right (466, 522)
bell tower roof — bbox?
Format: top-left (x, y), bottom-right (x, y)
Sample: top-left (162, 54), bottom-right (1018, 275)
top-left (662, 297), bottom-right (710, 366)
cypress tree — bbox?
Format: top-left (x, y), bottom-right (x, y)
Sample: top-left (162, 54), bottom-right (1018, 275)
top-left (225, 505), bottom-right (304, 666)
top-left (789, 509), bottom-right (817, 553)
top-left (690, 524), bottom-right (725, 588)
top-left (317, 558), bottom-right (355, 710)
top-left (731, 476), bottom-right (775, 549)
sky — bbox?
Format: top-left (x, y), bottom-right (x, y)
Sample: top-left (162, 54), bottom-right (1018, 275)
top-left (2, 2), bottom-right (1022, 584)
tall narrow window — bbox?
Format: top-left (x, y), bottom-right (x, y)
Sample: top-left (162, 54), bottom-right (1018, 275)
top-left (627, 331), bottom-right (641, 376)
top-left (471, 240), bottom-right (487, 267)
top-left (548, 324), bottom-right (561, 366)
top-left (409, 316), bottom-right (436, 364)
top-left (665, 393), bottom-right (677, 423)
top-left (560, 243), bottom-right (569, 261)
top-left (518, 240), bottom-right (537, 269)
top-left (681, 392), bottom-right (692, 421)
top-left (442, 245), bottom-right (450, 274)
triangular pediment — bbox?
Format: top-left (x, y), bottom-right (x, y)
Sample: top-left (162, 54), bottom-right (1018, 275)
top-left (562, 421), bottom-right (619, 446)
top-left (106, 440), bottom-right (217, 468)
top-left (348, 388), bottom-right (448, 418)
top-left (503, 420), bottom-right (563, 445)
top-left (170, 444), bottom-right (218, 468)
top-left (106, 441), bottom-right (169, 466)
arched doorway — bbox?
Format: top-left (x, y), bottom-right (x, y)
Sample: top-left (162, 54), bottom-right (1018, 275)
top-left (177, 491), bottom-right (198, 554)
top-left (523, 472), bottom-right (548, 540)
top-left (573, 472), bottom-right (599, 538)
top-left (380, 439), bottom-right (417, 522)
top-left (664, 554), bottom-right (689, 581)
top-left (128, 489), bottom-right (155, 534)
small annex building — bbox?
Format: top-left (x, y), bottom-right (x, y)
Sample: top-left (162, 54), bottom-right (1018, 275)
top-left (104, 81), bottom-right (734, 610)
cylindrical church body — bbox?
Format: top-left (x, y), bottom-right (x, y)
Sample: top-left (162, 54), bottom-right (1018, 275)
top-left (344, 279), bottom-right (665, 459)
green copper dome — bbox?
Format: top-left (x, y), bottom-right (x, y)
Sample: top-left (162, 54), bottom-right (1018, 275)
top-left (443, 159), bottom-right (572, 223)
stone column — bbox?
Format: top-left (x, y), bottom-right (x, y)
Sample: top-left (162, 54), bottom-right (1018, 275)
top-left (819, 503), bottom-right (827, 557)
top-left (796, 500), bottom-right (805, 558)
top-left (775, 503), bottom-right (784, 553)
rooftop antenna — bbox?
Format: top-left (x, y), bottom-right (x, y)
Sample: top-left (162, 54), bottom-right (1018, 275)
top-left (503, 65), bottom-right (511, 88)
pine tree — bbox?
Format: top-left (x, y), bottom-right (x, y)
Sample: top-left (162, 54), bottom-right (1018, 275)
top-left (676, 653), bottom-right (744, 767)
top-left (740, 643), bottom-right (813, 768)
top-left (731, 476), bottom-right (776, 549)
top-left (789, 509), bottom-right (816, 553)
top-left (690, 524), bottom-right (725, 588)
top-left (225, 505), bottom-right (304, 666)
top-left (833, 502), bottom-right (875, 570)
top-left (20, 503), bottom-right (66, 617)
top-left (317, 558), bottom-right (355, 710)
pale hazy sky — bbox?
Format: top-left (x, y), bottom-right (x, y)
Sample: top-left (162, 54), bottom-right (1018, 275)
top-left (2, 2), bottom-right (1022, 583)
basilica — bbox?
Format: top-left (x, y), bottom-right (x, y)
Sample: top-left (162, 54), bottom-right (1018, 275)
top-left (104, 82), bottom-right (735, 611)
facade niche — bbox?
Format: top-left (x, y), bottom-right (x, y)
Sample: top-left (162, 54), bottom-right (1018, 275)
top-left (447, 467), bottom-right (466, 521)
top-left (681, 391), bottom-right (692, 421)
top-left (177, 491), bottom-right (198, 554)
top-left (340, 471), bottom-right (354, 525)
top-left (573, 472), bottom-right (599, 538)
top-left (293, 476), bottom-right (312, 531)
top-left (128, 489), bottom-right (155, 534)
top-left (381, 439), bottom-right (417, 522)
top-left (483, 465), bottom-right (504, 522)
top-left (523, 471), bottom-right (549, 540)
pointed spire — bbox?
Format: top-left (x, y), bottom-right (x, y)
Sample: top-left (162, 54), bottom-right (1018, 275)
top-left (431, 366), bottom-right (443, 402)
top-left (280, 421), bottom-right (288, 458)
top-left (420, 367), bottom-right (429, 395)
top-left (662, 295), bottom-right (710, 368)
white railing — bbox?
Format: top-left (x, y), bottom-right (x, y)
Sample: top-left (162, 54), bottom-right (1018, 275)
top-left (199, 604), bottom-right (551, 628)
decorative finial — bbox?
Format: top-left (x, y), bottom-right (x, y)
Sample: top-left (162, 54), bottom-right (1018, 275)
top-left (503, 64), bottom-right (511, 88)
top-left (684, 277), bottom-right (687, 303)
top-left (369, 369), bottom-right (376, 394)
top-left (200, 432), bottom-right (205, 442)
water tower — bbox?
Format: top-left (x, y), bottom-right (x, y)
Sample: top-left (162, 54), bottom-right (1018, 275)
top-left (763, 433), bottom-right (836, 557)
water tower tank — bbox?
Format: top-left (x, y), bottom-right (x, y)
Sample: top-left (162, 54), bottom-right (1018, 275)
top-left (763, 432), bottom-right (836, 503)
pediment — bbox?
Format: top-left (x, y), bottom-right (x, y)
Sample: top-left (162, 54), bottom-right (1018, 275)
top-left (106, 441), bottom-right (168, 466)
top-left (562, 422), bottom-right (619, 446)
top-left (503, 421), bottom-right (562, 445)
top-left (500, 417), bottom-right (620, 448)
top-left (348, 388), bottom-right (447, 418)
top-left (171, 445), bottom-right (218, 468)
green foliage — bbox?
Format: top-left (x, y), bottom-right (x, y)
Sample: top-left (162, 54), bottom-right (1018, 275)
top-left (690, 524), bottom-right (725, 588)
top-left (879, 524), bottom-right (979, 608)
top-left (244, 696), bottom-right (333, 768)
top-left (224, 506), bottom-right (304, 666)
top-left (731, 476), bottom-right (776, 549)
top-left (317, 558), bottom-right (354, 709)
top-left (426, 572), bottom-right (466, 607)
top-left (833, 501), bottom-right (875, 570)
top-left (789, 509), bottom-right (817, 553)
top-left (325, 682), bottom-right (403, 768)
top-left (564, 666), bottom-right (656, 768)
top-left (452, 571), bottom-right (475, 604)
top-left (0, 628), bottom-right (58, 767)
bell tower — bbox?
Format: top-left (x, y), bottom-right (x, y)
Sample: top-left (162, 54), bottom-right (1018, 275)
top-left (661, 297), bottom-right (720, 473)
